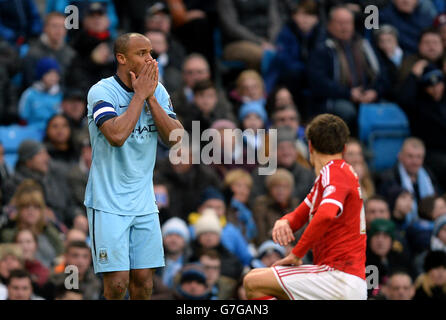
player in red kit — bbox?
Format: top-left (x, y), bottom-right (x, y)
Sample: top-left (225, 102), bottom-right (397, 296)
top-left (244, 114), bottom-right (367, 300)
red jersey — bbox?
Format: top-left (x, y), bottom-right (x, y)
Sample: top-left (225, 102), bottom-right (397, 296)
top-left (281, 159), bottom-right (367, 280)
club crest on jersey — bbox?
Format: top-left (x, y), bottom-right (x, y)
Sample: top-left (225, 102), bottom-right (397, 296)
top-left (98, 248), bottom-right (108, 264)
top-left (323, 185), bottom-right (336, 198)
top-left (144, 101), bottom-right (151, 115)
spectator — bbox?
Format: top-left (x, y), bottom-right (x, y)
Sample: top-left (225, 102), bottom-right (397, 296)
top-left (381, 270), bottom-right (415, 300)
top-left (251, 126), bottom-right (315, 201)
top-left (197, 249), bottom-right (238, 300)
top-left (21, 12), bottom-right (76, 89)
top-left (155, 143), bottom-right (222, 221)
top-left (0, 0), bottom-right (42, 46)
top-left (250, 240), bottom-right (285, 268)
top-left (3, 140), bottom-right (76, 227)
top-left (188, 209), bottom-right (244, 280)
top-left (386, 186), bottom-right (414, 232)
top-left (6, 269), bottom-right (44, 300)
top-left (65, 2), bottom-right (115, 94)
top-left (60, 90), bottom-right (88, 146)
top-left (397, 28), bottom-right (444, 87)
top-left (54, 286), bottom-right (83, 300)
top-left (42, 241), bottom-right (102, 300)
top-left (0, 244), bottom-right (24, 286)
top-left (377, 137), bottom-right (438, 223)
top-left (189, 187), bottom-right (253, 267)
top-left (160, 217), bottom-right (191, 289)
top-left (267, 0), bottom-right (325, 111)
top-left (145, 29), bottom-right (182, 92)
top-left (434, 13), bottom-right (446, 48)
top-left (380, 0), bottom-right (436, 54)
top-left (266, 85), bottom-right (296, 113)
top-left (223, 169), bottom-right (257, 243)
top-left (217, 0), bottom-right (281, 70)
top-left (52, 228), bottom-right (88, 274)
top-left (252, 168), bottom-right (300, 246)
top-left (181, 79), bottom-right (236, 134)
top-left (431, 214), bottom-right (446, 253)
top-left (308, 5), bottom-right (384, 130)
top-left (0, 40), bottom-right (21, 125)
top-left (373, 24), bottom-right (405, 101)
top-left (398, 64), bottom-right (446, 192)
top-left (414, 250), bottom-right (446, 300)
top-left (18, 57), bottom-right (63, 130)
top-left (0, 143), bottom-right (11, 205)
top-left (239, 100), bottom-right (268, 156)
top-left (0, 180), bottom-right (64, 269)
top-left (67, 138), bottom-right (91, 217)
top-left (171, 53), bottom-right (233, 122)
top-left (173, 263), bottom-right (212, 300)
top-left (43, 114), bottom-right (79, 169)
top-left (366, 219), bottom-right (413, 298)
top-left (230, 69), bottom-right (267, 115)
top-left (13, 229), bottom-right (49, 289)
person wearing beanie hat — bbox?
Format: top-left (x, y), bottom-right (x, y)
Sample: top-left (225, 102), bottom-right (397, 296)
top-left (431, 215), bottom-right (446, 253)
top-left (17, 140), bottom-right (47, 169)
top-left (239, 100), bottom-right (268, 125)
top-left (18, 57), bottom-right (62, 130)
top-left (251, 240), bottom-right (285, 268)
top-left (160, 217), bottom-right (191, 289)
top-left (194, 209), bottom-right (222, 238)
top-left (414, 250), bottom-right (446, 300)
top-left (368, 218), bottom-right (396, 240)
top-left (239, 100), bottom-right (267, 154)
top-left (174, 263), bottom-right (211, 300)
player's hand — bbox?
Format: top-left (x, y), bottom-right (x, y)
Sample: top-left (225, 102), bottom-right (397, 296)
top-left (130, 60), bottom-right (158, 99)
top-left (272, 253), bottom-right (303, 267)
top-left (272, 219), bottom-right (295, 246)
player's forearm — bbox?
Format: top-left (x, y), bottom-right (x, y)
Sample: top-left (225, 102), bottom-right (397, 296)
top-left (147, 96), bottom-right (184, 147)
top-left (281, 201), bottom-right (310, 232)
top-left (291, 203), bottom-right (339, 258)
top-left (102, 94), bottom-right (146, 146)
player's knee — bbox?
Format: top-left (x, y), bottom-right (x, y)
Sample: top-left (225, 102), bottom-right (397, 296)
top-left (104, 277), bottom-right (129, 299)
top-left (243, 271), bottom-right (260, 294)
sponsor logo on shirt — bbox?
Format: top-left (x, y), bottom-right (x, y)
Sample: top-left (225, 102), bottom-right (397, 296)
top-left (323, 185), bottom-right (336, 198)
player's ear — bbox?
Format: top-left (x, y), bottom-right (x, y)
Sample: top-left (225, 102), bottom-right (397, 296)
top-left (116, 53), bottom-right (126, 65)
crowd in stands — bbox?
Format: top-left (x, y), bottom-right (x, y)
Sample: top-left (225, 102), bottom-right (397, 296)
top-left (0, 0), bottom-right (446, 300)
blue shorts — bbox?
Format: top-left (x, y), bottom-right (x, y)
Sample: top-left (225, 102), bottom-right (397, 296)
top-left (86, 208), bottom-right (165, 274)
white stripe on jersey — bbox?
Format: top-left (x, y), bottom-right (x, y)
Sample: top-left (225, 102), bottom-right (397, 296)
top-left (93, 106), bottom-right (117, 121)
top-left (320, 198), bottom-right (344, 217)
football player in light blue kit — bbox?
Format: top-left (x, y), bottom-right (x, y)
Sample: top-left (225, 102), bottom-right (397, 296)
top-left (84, 33), bottom-right (183, 300)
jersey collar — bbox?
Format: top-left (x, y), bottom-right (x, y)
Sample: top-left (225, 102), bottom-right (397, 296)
top-left (114, 74), bottom-right (133, 93)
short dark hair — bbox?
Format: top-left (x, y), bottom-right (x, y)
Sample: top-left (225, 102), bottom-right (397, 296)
top-left (7, 269), bottom-right (32, 285)
top-left (305, 114), bottom-right (350, 154)
top-left (365, 195), bottom-right (388, 208)
top-left (418, 195), bottom-right (438, 221)
top-left (294, 0), bottom-right (319, 15)
top-left (419, 26), bottom-right (441, 43)
top-left (114, 32), bottom-right (146, 56)
top-left (192, 79), bottom-right (216, 95)
top-left (198, 248), bottom-right (220, 261)
top-left (65, 240), bottom-right (90, 253)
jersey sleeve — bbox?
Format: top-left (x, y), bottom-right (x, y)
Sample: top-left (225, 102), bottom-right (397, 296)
top-left (154, 82), bottom-right (177, 119)
top-left (87, 84), bottom-right (118, 128)
top-left (318, 165), bottom-right (351, 217)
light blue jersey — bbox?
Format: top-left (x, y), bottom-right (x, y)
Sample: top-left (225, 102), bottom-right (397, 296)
top-left (84, 75), bottom-right (176, 215)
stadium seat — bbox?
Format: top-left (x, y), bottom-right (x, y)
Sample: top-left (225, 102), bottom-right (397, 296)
top-left (358, 103), bottom-right (410, 171)
top-left (0, 124), bottom-right (44, 171)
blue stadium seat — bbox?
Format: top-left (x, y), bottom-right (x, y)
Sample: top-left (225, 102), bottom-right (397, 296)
top-left (358, 103), bottom-right (410, 171)
top-left (0, 124), bottom-right (44, 171)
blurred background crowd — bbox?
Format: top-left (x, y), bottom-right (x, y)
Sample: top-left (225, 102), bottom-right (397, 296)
top-left (1, 0), bottom-right (446, 300)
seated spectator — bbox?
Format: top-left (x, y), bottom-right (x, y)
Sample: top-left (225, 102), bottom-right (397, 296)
top-left (13, 229), bottom-right (49, 290)
top-left (53, 286), bottom-right (83, 300)
top-left (0, 39), bottom-right (21, 125)
top-left (173, 263), bottom-right (212, 300)
top-left (252, 168), bottom-right (300, 246)
top-left (223, 169), bottom-right (257, 243)
top-left (250, 240), bottom-right (285, 268)
top-left (170, 53), bottom-right (232, 122)
top-left (377, 137), bottom-right (438, 224)
top-left (3, 140), bottom-right (77, 227)
top-left (386, 186), bottom-right (414, 232)
top-left (380, 0), bottom-right (436, 54)
top-left (0, 0), bottom-right (42, 46)
top-left (196, 249), bottom-right (238, 300)
top-left (414, 250), bottom-right (446, 300)
top-left (407, 195), bottom-right (446, 257)
top-left (159, 217), bottom-right (190, 289)
top-left (380, 270), bottom-right (415, 300)
top-left (65, 2), bottom-right (115, 94)
top-left (18, 57), bottom-right (63, 130)
top-left (42, 241), bottom-right (102, 300)
top-left (52, 228), bottom-right (88, 274)
top-left (239, 100), bottom-right (268, 156)
top-left (0, 244), bottom-right (24, 286)
top-left (217, 0), bottom-right (281, 70)
top-left (189, 187), bottom-right (253, 267)
top-left (21, 12), bottom-right (76, 89)
top-left (6, 269), bottom-right (44, 300)
top-left (155, 143), bottom-right (222, 221)
top-left (60, 90), bottom-right (88, 146)
top-left (373, 25), bottom-right (405, 101)
top-left (230, 69), bottom-right (267, 115)
top-left (308, 5), bottom-right (384, 131)
top-left (43, 114), bottom-right (79, 169)
top-left (267, 0), bottom-right (325, 111)
top-left (266, 85), bottom-right (296, 114)
top-left (431, 214), bottom-right (446, 253)
top-left (398, 65), bottom-right (446, 192)
top-left (251, 126), bottom-right (315, 201)
top-left (188, 209), bottom-right (244, 281)
top-left (366, 219), bottom-right (414, 298)
top-left (181, 79), bottom-right (236, 134)
top-left (0, 180), bottom-right (64, 269)
top-left (145, 29), bottom-right (182, 92)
